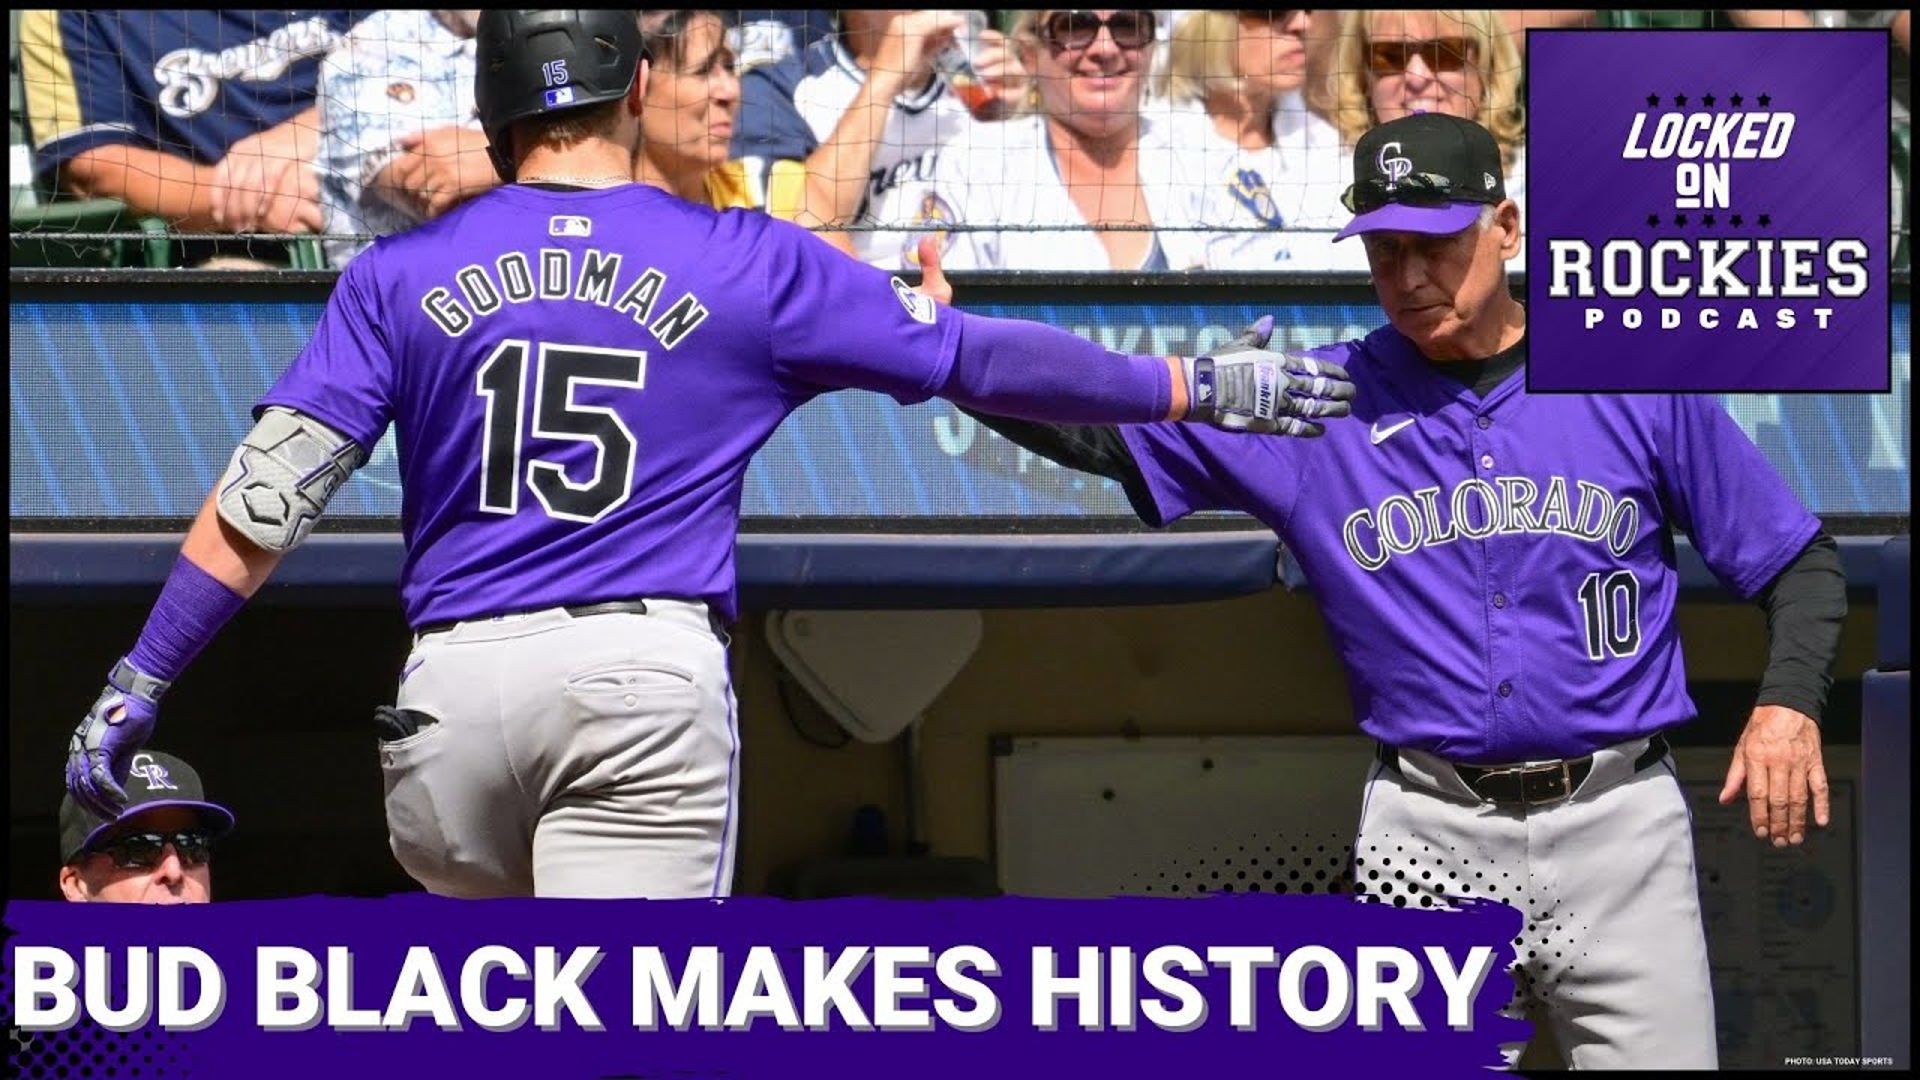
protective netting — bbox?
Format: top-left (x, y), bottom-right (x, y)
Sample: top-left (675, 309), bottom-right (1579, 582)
top-left (9, 10), bottom-right (1911, 271)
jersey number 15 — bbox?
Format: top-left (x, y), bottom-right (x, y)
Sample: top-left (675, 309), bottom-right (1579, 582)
top-left (474, 339), bottom-right (646, 523)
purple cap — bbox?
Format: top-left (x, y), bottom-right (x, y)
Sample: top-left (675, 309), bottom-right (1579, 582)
top-left (60, 749), bottom-right (235, 864)
top-left (1336, 112), bottom-right (1507, 241)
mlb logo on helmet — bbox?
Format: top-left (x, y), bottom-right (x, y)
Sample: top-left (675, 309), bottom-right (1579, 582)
top-left (544, 86), bottom-right (576, 108)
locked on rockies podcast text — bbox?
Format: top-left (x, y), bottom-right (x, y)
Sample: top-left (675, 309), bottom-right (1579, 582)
top-left (1527, 30), bottom-right (1892, 392)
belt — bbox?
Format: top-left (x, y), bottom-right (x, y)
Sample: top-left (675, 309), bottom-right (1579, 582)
top-left (1376, 733), bottom-right (1670, 807)
top-left (414, 599), bottom-right (657, 641)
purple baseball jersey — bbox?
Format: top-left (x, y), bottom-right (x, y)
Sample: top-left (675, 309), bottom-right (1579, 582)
top-left (261, 185), bottom-right (1169, 627)
top-left (1122, 324), bottom-right (1822, 763)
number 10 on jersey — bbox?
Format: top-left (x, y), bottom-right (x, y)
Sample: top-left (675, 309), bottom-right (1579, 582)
top-left (1577, 569), bottom-right (1641, 660)
top-left (475, 339), bottom-right (647, 524)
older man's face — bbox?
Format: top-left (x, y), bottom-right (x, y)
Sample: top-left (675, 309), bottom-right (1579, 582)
top-left (1361, 200), bottom-right (1520, 359)
top-left (59, 806), bottom-right (213, 905)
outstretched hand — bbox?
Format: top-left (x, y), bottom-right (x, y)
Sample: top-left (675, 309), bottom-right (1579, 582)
top-left (66, 668), bottom-right (162, 820)
top-left (1185, 317), bottom-right (1354, 436)
top-left (1718, 704), bottom-right (1830, 846)
top-left (913, 234), bottom-right (953, 305)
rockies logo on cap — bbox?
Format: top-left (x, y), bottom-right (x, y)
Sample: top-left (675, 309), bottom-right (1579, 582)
top-left (1336, 113), bottom-right (1508, 241)
top-left (129, 752), bottom-right (178, 791)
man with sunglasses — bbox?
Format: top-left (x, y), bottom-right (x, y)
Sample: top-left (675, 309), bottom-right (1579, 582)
top-left (58, 749), bottom-right (234, 904)
top-left (947, 112), bottom-right (1845, 1068)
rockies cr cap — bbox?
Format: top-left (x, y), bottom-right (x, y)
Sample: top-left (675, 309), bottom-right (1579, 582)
top-left (1336, 112), bottom-right (1508, 241)
top-left (60, 750), bottom-right (236, 864)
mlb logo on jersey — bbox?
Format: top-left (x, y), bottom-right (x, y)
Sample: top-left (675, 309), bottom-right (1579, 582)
top-left (549, 216), bottom-right (592, 238)
top-left (544, 86), bottom-right (576, 108)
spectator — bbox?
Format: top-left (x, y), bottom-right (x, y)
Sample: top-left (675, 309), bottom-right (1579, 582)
top-left (729, 9), bottom-right (837, 73)
top-left (316, 10), bottom-right (485, 270)
top-left (788, 10), bottom-right (1027, 267)
top-left (58, 749), bottom-right (234, 904)
top-left (1319, 10), bottom-right (1526, 261)
top-left (632, 9), bottom-right (808, 223)
top-left (19, 10), bottom-right (366, 266)
top-left (1158, 9), bottom-right (1358, 271)
top-left (921, 9), bottom-right (1198, 271)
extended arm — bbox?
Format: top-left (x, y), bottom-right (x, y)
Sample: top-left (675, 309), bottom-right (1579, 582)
top-left (60, 145), bottom-right (224, 231)
top-left (66, 408), bottom-right (364, 817)
top-left (959, 408), bottom-right (1165, 526)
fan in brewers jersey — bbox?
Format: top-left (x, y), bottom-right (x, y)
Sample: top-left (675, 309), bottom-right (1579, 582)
top-left (919, 10), bottom-right (1201, 272)
top-left (787, 10), bottom-right (1027, 267)
top-left (1156, 10), bottom-right (1361, 272)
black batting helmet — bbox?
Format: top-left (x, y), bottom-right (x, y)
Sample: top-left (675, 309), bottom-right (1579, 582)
top-left (474, 10), bottom-right (650, 182)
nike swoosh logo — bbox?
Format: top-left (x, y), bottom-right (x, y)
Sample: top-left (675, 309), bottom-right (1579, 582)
top-left (401, 659), bottom-right (425, 684)
top-left (1370, 417), bottom-right (1417, 445)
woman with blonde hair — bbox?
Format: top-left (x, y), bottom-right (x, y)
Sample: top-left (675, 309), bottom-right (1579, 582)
top-left (1158, 9), bottom-right (1356, 270)
top-left (917, 10), bottom-right (1200, 271)
top-left (1316, 10), bottom-right (1527, 228)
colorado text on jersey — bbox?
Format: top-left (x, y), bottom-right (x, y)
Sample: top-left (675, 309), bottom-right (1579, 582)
top-left (1341, 475), bottom-right (1641, 572)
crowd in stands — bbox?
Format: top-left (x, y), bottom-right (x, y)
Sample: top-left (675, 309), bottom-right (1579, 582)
top-left (12, 9), bottom-right (1913, 272)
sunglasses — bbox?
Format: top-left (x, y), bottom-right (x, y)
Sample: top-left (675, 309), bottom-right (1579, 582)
top-left (1341, 171), bottom-right (1491, 214)
top-left (1367, 37), bottom-right (1480, 77)
top-left (1041, 10), bottom-right (1157, 52)
top-left (93, 830), bottom-right (214, 870)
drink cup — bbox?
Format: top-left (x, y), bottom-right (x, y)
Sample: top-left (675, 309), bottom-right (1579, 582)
top-left (935, 11), bottom-right (1010, 122)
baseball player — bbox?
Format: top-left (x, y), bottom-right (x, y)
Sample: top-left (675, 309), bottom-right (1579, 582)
top-left (64, 10), bottom-right (1354, 901)
top-left (946, 113), bottom-right (1847, 1068)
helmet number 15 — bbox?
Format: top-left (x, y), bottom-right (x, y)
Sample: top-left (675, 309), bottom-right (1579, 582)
top-left (1577, 569), bottom-right (1641, 660)
top-left (474, 339), bottom-right (646, 524)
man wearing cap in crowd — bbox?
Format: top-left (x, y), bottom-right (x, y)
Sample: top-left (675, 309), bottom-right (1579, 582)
top-left (58, 749), bottom-right (234, 904)
top-left (943, 111), bottom-right (1846, 1067)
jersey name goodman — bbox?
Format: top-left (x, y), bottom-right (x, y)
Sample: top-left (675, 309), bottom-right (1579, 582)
top-left (1342, 475), bottom-right (1641, 572)
top-left (419, 248), bottom-right (710, 349)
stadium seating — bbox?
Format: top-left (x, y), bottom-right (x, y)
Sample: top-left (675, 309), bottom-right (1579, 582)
top-left (9, 10), bottom-right (173, 269)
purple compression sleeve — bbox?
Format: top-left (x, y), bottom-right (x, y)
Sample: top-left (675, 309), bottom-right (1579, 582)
top-left (937, 310), bottom-right (1174, 424)
top-left (124, 555), bottom-right (249, 683)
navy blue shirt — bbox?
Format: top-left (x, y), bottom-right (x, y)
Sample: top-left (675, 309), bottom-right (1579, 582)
top-left (23, 10), bottom-right (366, 185)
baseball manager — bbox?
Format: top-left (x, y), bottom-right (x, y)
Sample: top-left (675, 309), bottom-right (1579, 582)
top-left (954, 112), bottom-right (1848, 1068)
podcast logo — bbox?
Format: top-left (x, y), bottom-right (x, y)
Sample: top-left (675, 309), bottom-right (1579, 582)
top-left (1526, 31), bottom-right (1890, 392)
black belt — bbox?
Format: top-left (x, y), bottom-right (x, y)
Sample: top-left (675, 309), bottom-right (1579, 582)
top-left (1375, 733), bottom-right (1670, 807)
top-left (414, 599), bottom-right (655, 640)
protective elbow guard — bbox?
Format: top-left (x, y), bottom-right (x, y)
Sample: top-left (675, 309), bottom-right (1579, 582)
top-left (215, 407), bottom-right (366, 552)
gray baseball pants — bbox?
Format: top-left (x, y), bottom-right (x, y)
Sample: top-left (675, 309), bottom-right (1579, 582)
top-left (378, 600), bottom-right (738, 899)
top-left (1353, 736), bottom-right (1718, 1069)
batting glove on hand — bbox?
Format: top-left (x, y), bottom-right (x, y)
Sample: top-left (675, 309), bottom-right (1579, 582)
top-left (1182, 317), bottom-right (1355, 437)
top-left (66, 657), bottom-right (168, 821)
